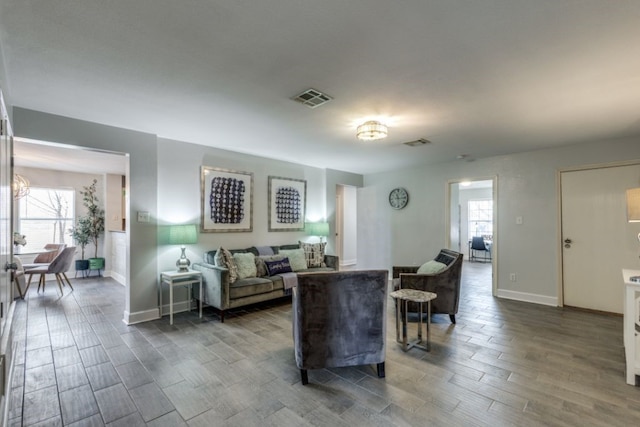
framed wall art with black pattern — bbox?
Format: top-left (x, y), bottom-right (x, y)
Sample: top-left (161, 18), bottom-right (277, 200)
top-left (268, 176), bottom-right (306, 231)
top-left (201, 166), bottom-right (253, 232)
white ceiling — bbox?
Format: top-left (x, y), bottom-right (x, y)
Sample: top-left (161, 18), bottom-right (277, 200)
top-left (2, 1), bottom-right (639, 175)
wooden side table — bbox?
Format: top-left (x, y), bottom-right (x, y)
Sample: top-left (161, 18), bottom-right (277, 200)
top-left (160, 270), bottom-right (203, 325)
top-left (390, 288), bottom-right (437, 352)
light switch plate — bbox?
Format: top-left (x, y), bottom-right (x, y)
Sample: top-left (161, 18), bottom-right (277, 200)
top-left (137, 211), bottom-right (150, 223)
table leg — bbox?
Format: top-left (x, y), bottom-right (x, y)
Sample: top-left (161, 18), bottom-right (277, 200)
top-left (394, 298), bottom-right (401, 343)
top-left (159, 278), bottom-right (163, 319)
top-left (426, 299), bottom-right (431, 351)
top-left (417, 301), bottom-right (423, 344)
top-left (199, 277), bottom-right (203, 319)
top-left (402, 300), bottom-right (409, 351)
top-left (169, 281), bottom-right (174, 325)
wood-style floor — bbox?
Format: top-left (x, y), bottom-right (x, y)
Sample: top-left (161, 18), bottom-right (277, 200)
top-left (8, 262), bottom-right (640, 426)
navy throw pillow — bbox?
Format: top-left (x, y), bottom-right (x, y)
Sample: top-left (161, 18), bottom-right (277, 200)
top-left (265, 257), bottom-right (293, 276)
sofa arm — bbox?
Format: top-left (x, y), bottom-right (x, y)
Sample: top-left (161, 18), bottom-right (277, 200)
top-left (324, 254), bottom-right (340, 270)
top-left (192, 262), bottom-right (230, 310)
top-left (392, 266), bottom-right (419, 278)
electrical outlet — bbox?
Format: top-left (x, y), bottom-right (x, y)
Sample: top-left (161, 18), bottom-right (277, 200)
top-left (510, 273), bottom-right (517, 282)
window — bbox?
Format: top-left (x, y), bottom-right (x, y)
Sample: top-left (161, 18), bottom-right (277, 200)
top-left (18, 187), bottom-right (75, 251)
top-left (468, 199), bottom-right (493, 240)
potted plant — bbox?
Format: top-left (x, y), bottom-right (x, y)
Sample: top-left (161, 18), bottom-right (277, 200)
top-left (79, 179), bottom-right (106, 272)
top-left (69, 216), bottom-right (91, 273)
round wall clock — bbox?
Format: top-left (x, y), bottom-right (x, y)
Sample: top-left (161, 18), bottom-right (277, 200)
top-left (389, 187), bottom-right (409, 210)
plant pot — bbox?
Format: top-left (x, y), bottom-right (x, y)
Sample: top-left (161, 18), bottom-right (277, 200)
top-left (88, 257), bottom-right (105, 270)
top-left (75, 259), bottom-right (89, 271)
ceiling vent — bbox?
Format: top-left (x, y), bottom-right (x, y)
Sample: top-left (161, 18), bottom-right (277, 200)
top-left (403, 138), bottom-right (431, 147)
top-left (292, 88), bottom-right (333, 108)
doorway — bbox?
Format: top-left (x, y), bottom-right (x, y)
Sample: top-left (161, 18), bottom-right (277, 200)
top-left (336, 184), bottom-right (357, 269)
top-left (12, 138), bottom-right (130, 286)
top-left (560, 163), bottom-right (640, 313)
top-left (447, 178), bottom-right (497, 295)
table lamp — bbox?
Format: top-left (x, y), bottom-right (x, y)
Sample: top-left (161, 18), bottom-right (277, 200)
top-left (305, 221), bottom-right (330, 243)
top-left (168, 224), bottom-right (198, 272)
top-left (627, 188), bottom-right (640, 283)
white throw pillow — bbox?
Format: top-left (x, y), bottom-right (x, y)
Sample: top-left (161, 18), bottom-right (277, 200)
top-left (417, 260), bottom-right (447, 275)
top-left (278, 248), bottom-right (308, 272)
top-left (233, 252), bottom-right (257, 279)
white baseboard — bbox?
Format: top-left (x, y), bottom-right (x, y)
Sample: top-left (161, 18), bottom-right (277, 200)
top-left (496, 289), bottom-right (558, 307)
top-left (340, 259), bottom-right (357, 266)
top-left (109, 271), bottom-right (125, 285)
top-left (122, 300), bottom-right (197, 325)
top-left (123, 308), bottom-right (159, 325)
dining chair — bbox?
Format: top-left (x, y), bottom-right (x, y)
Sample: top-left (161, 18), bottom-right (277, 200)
top-left (26, 247), bottom-right (77, 295)
top-left (469, 236), bottom-right (491, 262)
top-left (22, 243), bottom-right (66, 270)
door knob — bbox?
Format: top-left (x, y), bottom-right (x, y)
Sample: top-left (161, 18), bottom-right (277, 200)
top-left (564, 238), bottom-right (572, 248)
top-left (4, 262), bottom-right (17, 272)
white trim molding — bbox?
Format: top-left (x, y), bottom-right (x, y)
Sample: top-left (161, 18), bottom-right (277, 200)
top-left (123, 308), bottom-right (160, 325)
top-left (496, 289), bottom-right (558, 307)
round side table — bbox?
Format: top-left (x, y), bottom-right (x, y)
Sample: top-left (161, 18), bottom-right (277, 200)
top-left (390, 288), bottom-right (437, 352)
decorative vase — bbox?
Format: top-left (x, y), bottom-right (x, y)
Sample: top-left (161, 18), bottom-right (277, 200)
top-left (75, 259), bottom-right (89, 271)
top-left (88, 257), bottom-right (105, 270)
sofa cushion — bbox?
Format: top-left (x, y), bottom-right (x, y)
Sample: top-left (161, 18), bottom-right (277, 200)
top-left (278, 248), bottom-right (308, 272)
top-left (417, 260), bottom-right (447, 274)
top-left (215, 247), bottom-right (238, 283)
top-left (299, 241), bottom-right (327, 268)
top-left (229, 277), bottom-right (274, 299)
top-left (233, 252), bottom-right (257, 279)
top-left (265, 258), bottom-right (293, 275)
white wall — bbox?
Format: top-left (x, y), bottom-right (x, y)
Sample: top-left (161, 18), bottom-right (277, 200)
top-left (156, 137), bottom-right (329, 269)
top-left (363, 136), bottom-right (640, 304)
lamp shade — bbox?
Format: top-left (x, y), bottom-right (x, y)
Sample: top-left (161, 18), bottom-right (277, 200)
top-left (168, 224), bottom-right (198, 245)
top-left (305, 222), bottom-right (330, 237)
top-left (628, 188), bottom-right (640, 222)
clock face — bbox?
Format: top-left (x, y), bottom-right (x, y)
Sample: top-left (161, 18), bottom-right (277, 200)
top-left (389, 188), bottom-right (409, 209)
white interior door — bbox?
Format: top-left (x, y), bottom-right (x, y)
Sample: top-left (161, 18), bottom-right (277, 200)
top-left (561, 164), bottom-right (640, 313)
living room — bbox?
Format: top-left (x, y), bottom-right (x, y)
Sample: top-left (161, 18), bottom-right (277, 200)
top-left (3, 1), bottom-right (640, 425)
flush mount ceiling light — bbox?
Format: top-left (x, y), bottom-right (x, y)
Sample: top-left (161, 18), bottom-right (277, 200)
top-left (356, 121), bottom-right (388, 141)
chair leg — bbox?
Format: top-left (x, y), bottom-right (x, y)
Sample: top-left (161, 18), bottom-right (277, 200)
top-left (377, 362), bottom-right (385, 378)
top-left (14, 277), bottom-right (24, 300)
top-left (38, 275), bottom-right (45, 293)
top-left (27, 273), bottom-right (34, 287)
top-left (62, 273), bottom-right (74, 290)
top-left (300, 369), bottom-right (308, 385)
top-left (55, 274), bottom-right (64, 295)
top-left (449, 314), bottom-right (456, 324)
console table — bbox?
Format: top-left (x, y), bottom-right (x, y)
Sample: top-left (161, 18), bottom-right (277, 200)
top-left (623, 269), bottom-right (640, 386)
top-left (160, 270), bottom-right (203, 325)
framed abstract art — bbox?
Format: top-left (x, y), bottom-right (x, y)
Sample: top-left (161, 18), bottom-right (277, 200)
top-left (201, 166), bottom-right (253, 232)
top-left (268, 176), bottom-right (306, 231)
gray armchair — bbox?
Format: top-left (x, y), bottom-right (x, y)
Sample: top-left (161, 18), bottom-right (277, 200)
top-left (292, 270), bottom-right (388, 385)
top-left (393, 249), bottom-right (463, 324)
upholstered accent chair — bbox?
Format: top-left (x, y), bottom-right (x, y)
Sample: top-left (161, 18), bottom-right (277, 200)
top-left (292, 270), bottom-right (388, 385)
top-left (393, 249), bottom-right (463, 324)
top-left (26, 246), bottom-right (76, 295)
top-left (22, 243), bottom-right (67, 270)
